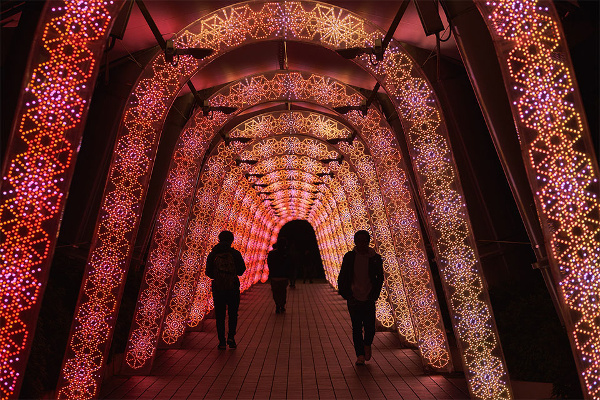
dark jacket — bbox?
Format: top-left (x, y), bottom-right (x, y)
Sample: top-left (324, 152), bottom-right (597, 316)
top-left (205, 243), bottom-right (246, 289)
top-left (337, 249), bottom-right (384, 302)
top-left (267, 248), bottom-right (289, 279)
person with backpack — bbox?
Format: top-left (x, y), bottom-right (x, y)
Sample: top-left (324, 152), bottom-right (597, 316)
top-left (205, 230), bottom-right (246, 349)
top-left (337, 230), bottom-right (384, 365)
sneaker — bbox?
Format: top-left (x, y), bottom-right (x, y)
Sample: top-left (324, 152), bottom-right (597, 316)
top-left (355, 355), bottom-right (365, 365)
top-left (227, 338), bottom-right (237, 349)
top-left (275, 307), bottom-right (281, 314)
top-left (218, 342), bottom-right (227, 350)
top-left (364, 345), bottom-right (372, 361)
top-left (281, 307), bottom-right (286, 313)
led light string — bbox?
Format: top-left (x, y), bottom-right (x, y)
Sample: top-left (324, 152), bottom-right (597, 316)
top-left (123, 126), bottom-right (214, 371)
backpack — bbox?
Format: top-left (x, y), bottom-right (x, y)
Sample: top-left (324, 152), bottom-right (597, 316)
top-left (212, 251), bottom-right (238, 291)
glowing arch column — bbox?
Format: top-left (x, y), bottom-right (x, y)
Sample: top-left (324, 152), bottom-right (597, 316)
top-left (122, 125), bottom-right (210, 373)
top-left (477, 1), bottom-right (600, 396)
top-left (0, 1), bottom-right (120, 398)
top-left (312, 201), bottom-right (350, 282)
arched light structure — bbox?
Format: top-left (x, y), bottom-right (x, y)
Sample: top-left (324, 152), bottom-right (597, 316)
top-left (0, 0), bottom-right (596, 399)
top-left (121, 70), bottom-right (456, 375)
top-left (476, 2), bottom-right (600, 396)
top-left (58, 0), bottom-right (512, 394)
top-left (182, 150), bottom-right (396, 324)
top-left (0, 1), bottom-right (120, 397)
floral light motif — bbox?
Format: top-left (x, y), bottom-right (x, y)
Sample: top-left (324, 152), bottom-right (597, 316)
top-left (161, 157), bottom-right (272, 345)
top-left (126, 71), bottom-right (445, 372)
top-left (184, 111), bottom-right (452, 369)
top-left (0, 1), bottom-right (117, 398)
top-left (479, 0), bottom-right (600, 397)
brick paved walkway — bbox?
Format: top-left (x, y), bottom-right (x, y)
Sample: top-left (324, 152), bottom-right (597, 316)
top-left (101, 282), bottom-right (469, 399)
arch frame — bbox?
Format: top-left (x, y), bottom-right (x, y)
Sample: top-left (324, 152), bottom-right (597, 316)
top-left (476, 1), bottom-right (600, 396)
top-left (8, 1), bottom-right (593, 398)
top-left (55, 3), bottom-right (512, 398)
top-left (126, 76), bottom-right (453, 373)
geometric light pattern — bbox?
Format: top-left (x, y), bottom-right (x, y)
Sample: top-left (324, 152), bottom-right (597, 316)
top-left (3, 0), bottom-right (589, 397)
top-left (183, 171), bottom-right (274, 329)
top-left (187, 189), bottom-right (271, 328)
top-left (57, 1), bottom-right (509, 396)
top-left (121, 70), bottom-right (438, 368)
top-left (122, 121), bottom-right (214, 373)
top-left (180, 149), bottom-right (373, 333)
top-left (153, 71), bottom-right (456, 362)
top-left (0, 1), bottom-right (117, 398)
top-left (159, 145), bottom-right (238, 346)
top-left (478, 1), bottom-right (600, 397)
top-left (231, 112), bottom-right (451, 368)
top-left (388, 66), bottom-right (514, 397)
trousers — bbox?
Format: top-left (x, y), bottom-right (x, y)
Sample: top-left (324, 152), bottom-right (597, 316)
top-left (270, 277), bottom-right (288, 308)
top-left (347, 299), bottom-right (376, 357)
top-left (212, 289), bottom-right (240, 342)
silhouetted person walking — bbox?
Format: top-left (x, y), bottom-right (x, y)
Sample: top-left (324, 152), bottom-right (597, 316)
top-left (337, 230), bottom-right (384, 365)
top-left (288, 242), bottom-right (299, 288)
top-left (302, 249), bottom-right (318, 283)
top-left (206, 230), bottom-right (246, 349)
top-left (268, 238), bottom-right (290, 313)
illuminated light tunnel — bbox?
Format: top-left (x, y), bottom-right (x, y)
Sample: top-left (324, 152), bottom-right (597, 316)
top-left (121, 73), bottom-right (464, 377)
top-left (0, 1), bottom-right (598, 399)
top-left (101, 66), bottom-right (501, 399)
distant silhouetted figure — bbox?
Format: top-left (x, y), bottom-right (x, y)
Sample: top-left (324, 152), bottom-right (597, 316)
top-left (268, 238), bottom-right (290, 313)
top-left (337, 230), bottom-right (384, 365)
top-left (302, 249), bottom-right (319, 283)
top-left (206, 230), bottom-right (246, 349)
top-left (288, 242), bottom-right (299, 288)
